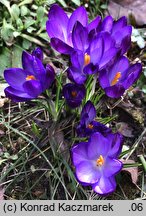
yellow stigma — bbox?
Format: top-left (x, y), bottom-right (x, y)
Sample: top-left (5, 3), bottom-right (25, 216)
top-left (111, 72), bottom-right (121, 86)
top-left (87, 124), bottom-right (94, 129)
top-left (84, 53), bottom-right (90, 66)
top-left (71, 91), bottom-right (77, 98)
top-left (96, 155), bottom-right (104, 166)
top-left (26, 75), bottom-right (36, 81)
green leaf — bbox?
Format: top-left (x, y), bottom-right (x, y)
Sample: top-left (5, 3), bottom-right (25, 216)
top-left (10, 4), bottom-right (20, 20)
top-left (24, 17), bottom-right (36, 29)
top-left (0, 47), bottom-right (11, 77)
top-left (71, 0), bottom-right (80, 6)
top-left (12, 45), bottom-right (23, 68)
top-left (22, 39), bottom-right (31, 49)
top-left (1, 19), bottom-right (15, 45)
top-left (57, 0), bottom-right (67, 7)
top-left (20, 5), bottom-right (29, 16)
top-left (37, 6), bottom-right (45, 22)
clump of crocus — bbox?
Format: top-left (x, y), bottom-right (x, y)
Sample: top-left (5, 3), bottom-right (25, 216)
top-left (76, 101), bottom-right (111, 137)
top-left (71, 132), bottom-right (123, 195)
top-left (46, 4), bottom-right (101, 54)
top-left (63, 83), bottom-right (85, 108)
top-left (99, 56), bottom-right (142, 98)
top-left (4, 47), bottom-right (55, 102)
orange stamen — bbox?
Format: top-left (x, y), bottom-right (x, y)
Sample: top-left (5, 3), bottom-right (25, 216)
top-left (84, 53), bottom-right (90, 66)
top-left (96, 155), bottom-right (104, 166)
top-left (26, 75), bottom-right (36, 81)
top-left (71, 91), bottom-right (77, 98)
top-left (111, 72), bottom-right (121, 86)
top-left (87, 124), bottom-right (94, 129)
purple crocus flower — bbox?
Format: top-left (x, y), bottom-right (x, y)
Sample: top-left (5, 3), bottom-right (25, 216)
top-left (63, 83), bottom-right (86, 108)
top-left (71, 132), bottom-right (123, 195)
top-left (91, 16), bottom-right (132, 55)
top-left (46, 4), bottom-right (101, 54)
top-left (4, 47), bottom-right (55, 102)
top-left (99, 56), bottom-right (142, 98)
top-left (68, 30), bottom-right (118, 84)
top-left (76, 101), bottom-right (111, 137)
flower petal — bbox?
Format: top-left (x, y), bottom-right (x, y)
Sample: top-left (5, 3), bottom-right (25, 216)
top-left (101, 16), bottom-right (113, 32)
top-left (51, 38), bottom-right (73, 54)
top-left (104, 85), bottom-right (125, 98)
top-left (99, 47), bottom-right (117, 70)
top-left (123, 63), bottom-right (142, 89)
top-left (112, 16), bottom-right (127, 34)
top-left (67, 6), bottom-right (88, 34)
top-left (32, 47), bottom-right (43, 61)
top-left (4, 86), bottom-right (33, 102)
top-left (81, 101), bottom-right (96, 124)
top-left (88, 16), bottom-right (101, 33)
top-left (99, 69), bottom-right (110, 89)
top-left (92, 176), bottom-right (116, 195)
top-left (75, 161), bottom-right (101, 184)
top-left (23, 80), bottom-right (42, 98)
top-left (72, 21), bottom-right (89, 52)
top-left (4, 68), bottom-right (27, 91)
top-left (87, 132), bottom-right (110, 159)
top-left (43, 64), bottom-right (55, 89)
top-left (71, 142), bottom-right (88, 166)
top-left (46, 4), bottom-right (68, 41)
top-left (103, 157), bottom-right (123, 177)
top-left (107, 133), bottom-right (124, 158)
top-left (67, 66), bottom-right (86, 84)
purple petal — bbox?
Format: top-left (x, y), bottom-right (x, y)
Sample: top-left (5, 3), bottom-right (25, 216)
top-left (87, 133), bottom-right (110, 160)
top-left (99, 48), bottom-right (117, 70)
top-left (88, 16), bottom-right (101, 33)
top-left (112, 26), bottom-right (132, 50)
top-left (32, 47), bottom-right (43, 61)
top-left (71, 142), bottom-right (88, 166)
top-left (90, 36), bottom-right (103, 65)
top-left (112, 16), bottom-right (127, 34)
top-left (99, 69), bottom-right (110, 89)
top-left (72, 21), bottom-right (89, 52)
top-left (4, 86), bottom-right (33, 102)
top-left (101, 16), bottom-right (113, 32)
top-left (67, 6), bottom-right (88, 35)
top-left (44, 64), bottom-right (55, 89)
top-left (75, 161), bottom-right (101, 184)
top-left (23, 80), bottom-right (42, 97)
top-left (101, 32), bottom-right (115, 52)
top-left (51, 38), bottom-right (73, 54)
top-left (70, 50), bottom-right (84, 68)
top-left (123, 63), bottom-right (142, 89)
top-left (104, 85), bottom-right (125, 98)
top-left (83, 63), bottom-right (98, 75)
top-left (22, 51), bottom-right (46, 81)
top-left (107, 133), bottom-right (124, 158)
top-left (47, 4), bottom-right (68, 41)
top-left (103, 158), bottom-right (123, 177)
top-left (4, 68), bottom-right (27, 91)
top-left (67, 67), bottom-right (86, 84)
top-left (46, 20), bottom-right (66, 42)
top-left (22, 51), bottom-right (35, 75)
top-left (81, 101), bottom-right (96, 123)
top-left (92, 176), bottom-right (116, 195)
top-left (108, 56), bottom-right (130, 83)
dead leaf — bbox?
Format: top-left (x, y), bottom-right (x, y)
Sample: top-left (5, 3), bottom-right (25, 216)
top-left (116, 122), bottom-right (134, 137)
top-left (121, 159), bottom-right (138, 185)
top-left (107, 0), bottom-right (146, 26)
top-left (0, 98), bottom-right (8, 108)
